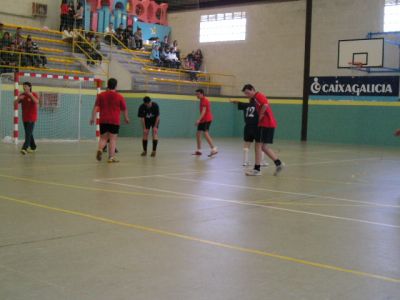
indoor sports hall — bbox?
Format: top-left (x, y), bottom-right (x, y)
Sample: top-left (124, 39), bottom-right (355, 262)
top-left (0, 0), bottom-right (399, 299)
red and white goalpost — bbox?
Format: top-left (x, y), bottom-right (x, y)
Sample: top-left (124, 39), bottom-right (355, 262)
top-left (10, 72), bottom-right (102, 144)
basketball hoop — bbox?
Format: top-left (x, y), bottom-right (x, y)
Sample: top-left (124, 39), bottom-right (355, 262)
top-left (348, 61), bottom-right (365, 70)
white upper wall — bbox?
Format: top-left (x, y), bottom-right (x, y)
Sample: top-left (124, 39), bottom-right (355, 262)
top-left (169, 0), bottom-right (386, 97)
top-left (0, 0), bottom-right (62, 30)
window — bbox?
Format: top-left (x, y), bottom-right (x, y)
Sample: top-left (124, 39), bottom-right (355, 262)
top-left (200, 12), bottom-right (246, 43)
top-left (384, 0), bottom-right (400, 32)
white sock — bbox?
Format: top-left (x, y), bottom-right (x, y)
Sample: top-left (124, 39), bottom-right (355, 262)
top-left (243, 148), bottom-right (249, 164)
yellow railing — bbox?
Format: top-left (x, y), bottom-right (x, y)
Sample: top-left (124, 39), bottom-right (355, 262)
top-left (0, 49), bottom-right (109, 76)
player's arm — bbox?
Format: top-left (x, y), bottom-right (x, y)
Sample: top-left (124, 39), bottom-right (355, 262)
top-left (155, 105), bottom-right (160, 127)
top-left (196, 107), bottom-right (206, 125)
top-left (28, 92), bottom-right (39, 104)
top-left (258, 104), bottom-right (267, 122)
top-left (90, 104), bottom-right (99, 125)
top-left (14, 93), bottom-right (25, 105)
top-left (121, 99), bottom-right (129, 124)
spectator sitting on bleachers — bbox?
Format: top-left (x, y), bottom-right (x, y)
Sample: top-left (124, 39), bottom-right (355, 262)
top-left (24, 36), bottom-right (47, 68)
top-left (23, 36), bottom-right (39, 67)
top-left (0, 23), bottom-right (4, 40)
top-left (194, 49), bottom-right (203, 71)
top-left (1, 32), bottom-right (12, 49)
top-left (115, 24), bottom-right (124, 43)
top-left (133, 27), bottom-right (143, 50)
top-left (13, 27), bottom-right (24, 48)
top-left (172, 40), bottom-right (180, 60)
top-left (104, 22), bottom-right (116, 45)
top-left (91, 35), bottom-right (102, 64)
top-left (123, 25), bottom-right (134, 49)
top-left (159, 45), bottom-right (168, 66)
top-left (150, 44), bottom-right (161, 66)
top-left (166, 47), bottom-right (180, 69)
top-left (1, 42), bottom-right (19, 73)
top-left (161, 35), bottom-right (169, 49)
top-left (183, 54), bottom-right (197, 81)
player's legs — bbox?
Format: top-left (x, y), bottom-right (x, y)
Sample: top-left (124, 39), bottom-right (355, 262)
top-left (108, 133), bottom-right (118, 159)
top-left (204, 131), bottom-right (215, 149)
top-left (243, 141), bottom-right (251, 166)
top-left (22, 122), bottom-right (31, 150)
top-left (262, 144), bottom-right (278, 161)
top-left (196, 131), bottom-right (202, 151)
top-left (151, 126), bottom-right (158, 157)
top-left (262, 144), bottom-right (284, 175)
top-left (141, 125), bottom-right (150, 156)
top-left (29, 123), bottom-right (37, 151)
top-left (96, 132), bottom-right (109, 161)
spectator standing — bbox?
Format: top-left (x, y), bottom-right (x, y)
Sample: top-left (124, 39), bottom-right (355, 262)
top-left (60, 0), bottom-right (69, 32)
top-left (74, 2), bottom-right (84, 30)
top-left (67, 2), bottom-right (75, 31)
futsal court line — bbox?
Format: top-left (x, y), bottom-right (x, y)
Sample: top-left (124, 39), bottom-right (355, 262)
top-left (155, 175), bottom-right (400, 209)
top-left (0, 174), bottom-right (188, 200)
top-left (96, 179), bottom-right (400, 229)
top-left (253, 201), bottom-right (385, 208)
top-left (0, 194), bottom-right (398, 284)
top-left (96, 156), bottom-right (381, 182)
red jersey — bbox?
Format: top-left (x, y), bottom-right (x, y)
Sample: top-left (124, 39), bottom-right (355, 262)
top-left (253, 92), bottom-right (277, 128)
top-left (95, 90), bottom-right (127, 125)
top-left (199, 97), bottom-right (213, 123)
top-left (20, 92), bottom-right (39, 123)
top-left (61, 4), bottom-right (69, 15)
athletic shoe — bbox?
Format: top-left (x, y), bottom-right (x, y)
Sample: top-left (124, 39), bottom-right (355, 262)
top-left (27, 148), bottom-right (36, 153)
top-left (20, 149), bottom-right (28, 155)
top-left (96, 150), bottom-right (102, 161)
top-left (243, 161), bottom-right (250, 167)
top-left (108, 157), bottom-right (120, 163)
top-left (274, 163), bottom-right (285, 176)
top-left (192, 151), bottom-right (202, 156)
top-left (208, 147), bottom-right (218, 157)
top-left (141, 151), bottom-right (147, 157)
top-left (261, 161), bottom-right (269, 167)
top-left (150, 151), bottom-right (156, 157)
top-left (246, 169), bottom-right (262, 176)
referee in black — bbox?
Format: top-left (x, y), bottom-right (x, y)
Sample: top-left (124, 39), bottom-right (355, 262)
top-left (138, 96), bottom-right (160, 157)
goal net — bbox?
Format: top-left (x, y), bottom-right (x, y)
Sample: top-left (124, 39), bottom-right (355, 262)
top-left (0, 72), bottom-right (101, 143)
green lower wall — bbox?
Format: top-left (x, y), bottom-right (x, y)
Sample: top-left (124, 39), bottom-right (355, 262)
top-left (119, 95), bottom-right (400, 147)
top-left (308, 104), bottom-right (400, 146)
top-left (2, 85), bottom-right (399, 147)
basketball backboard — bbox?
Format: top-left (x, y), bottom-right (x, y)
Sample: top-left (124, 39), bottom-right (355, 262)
top-left (337, 38), bottom-right (384, 68)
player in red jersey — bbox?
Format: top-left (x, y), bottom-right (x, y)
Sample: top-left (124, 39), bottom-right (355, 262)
top-left (193, 89), bottom-right (218, 157)
top-left (14, 82), bottom-right (39, 155)
top-left (395, 129), bottom-right (400, 137)
top-left (241, 84), bottom-right (284, 176)
top-left (90, 78), bottom-right (129, 163)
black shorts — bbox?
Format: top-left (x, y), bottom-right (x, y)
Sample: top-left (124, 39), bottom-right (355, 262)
top-left (100, 123), bottom-right (120, 135)
top-left (255, 127), bottom-right (275, 144)
top-left (244, 125), bottom-right (258, 142)
top-left (197, 122), bottom-right (212, 132)
top-left (145, 120), bottom-right (159, 129)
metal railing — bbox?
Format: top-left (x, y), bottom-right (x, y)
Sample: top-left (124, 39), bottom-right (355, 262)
top-left (0, 49), bottom-right (109, 77)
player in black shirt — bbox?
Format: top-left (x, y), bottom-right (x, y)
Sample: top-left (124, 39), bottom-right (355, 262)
top-left (138, 96), bottom-right (160, 157)
top-left (231, 99), bottom-right (268, 166)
